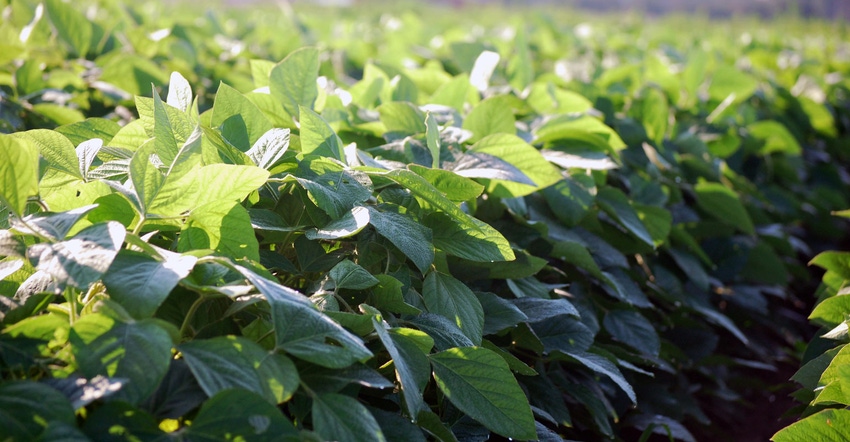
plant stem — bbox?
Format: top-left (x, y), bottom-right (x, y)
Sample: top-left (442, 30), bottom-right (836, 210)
top-left (179, 296), bottom-right (206, 340)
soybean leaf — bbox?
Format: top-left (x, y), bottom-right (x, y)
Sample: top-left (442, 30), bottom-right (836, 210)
top-left (70, 314), bottom-right (173, 405)
top-left (248, 128), bottom-right (290, 170)
top-left (476, 292), bottom-right (528, 335)
top-left (102, 250), bottom-right (197, 319)
top-left (192, 164), bottom-right (270, 207)
top-left (10, 204), bottom-right (98, 241)
top-left (771, 409), bottom-right (850, 442)
top-left (563, 351), bottom-right (636, 404)
top-left (0, 135), bottom-right (40, 217)
top-left (13, 129), bottom-right (80, 180)
top-left (466, 134), bottom-right (561, 197)
top-left (597, 187), bottom-right (655, 248)
top-left (378, 102), bottom-right (426, 136)
top-left (313, 393), bottom-right (387, 442)
top-left (603, 309), bottom-right (660, 357)
top-left (306, 206), bottom-right (371, 240)
top-left (451, 152), bottom-right (535, 186)
top-left (429, 347), bottom-right (536, 440)
top-left (462, 96), bottom-right (516, 143)
top-left (425, 112), bottom-right (441, 168)
top-left (375, 169), bottom-right (514, 262)
top-left (295, 157), bottom-right (371, 219)
top-left (269, 47), bottom-right (319, 119)
top-left (372, 318), bottom-right (429, 419)
top-left (76, 138), bottom-right (102, 181)
top-left (166, 72), bottom-right (193, 113)
top-left (235, 264), bottom-right (373, 368)
top-left (694, 181), bottom-right (755, 235)
top-left (299, 107), bottom-right (344, 160)
top-left (178, 201), bottom-right (259, 261)
top-left (330, 260), bottom-right (380, 290)
top-left (529, 316), bottom-right (594, 354)
top-left (188, 389), bottom-right (299, 441)
top-left (0, 381), bottom-right (76, 441)
top-left (368, 206), bottom-right (434, 274)
top-left (82, 402), bottom-right (165, 440)
top-left (408, 165), bottom-right (484, 202)
top-left (27, 221), bottom-right (125, 290)
top-left (45, 0), bottom-right (92, 57)
top-left (406, 313), bottom-right (475, 350)
top-left (512, 297), bottom-right (580, 322)
top-left (423, 271), bottom-right (484, 345)
top-left (180, 336), bottom-right (299, 405)
top-left (370, 274), bottom-right (421, 315)
top-left (212, 83), bottom-right (273, 149)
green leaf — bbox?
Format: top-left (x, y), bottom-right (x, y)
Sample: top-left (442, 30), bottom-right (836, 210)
top-left (299, 107), bottom-right (344, 160)
top-left (56, 118), bottom-right (121, 147)
top-left (270, 47), bottom-right (319, 119)
top-left (13, 129), bottom-right (81, 180)
top-left (812, 344), bottom-right (850, 406)
top-left (11, 204), bottom-right (97, 241)
top-left (102, 250), bottom-right (197, 319)
top-left (476, 292), bottom-right (528, 335)
top-left (603, 309), bottom-right (660, 357)
top-left (451, 151), bottom-right (536, 186)
top-left (378, 102), bottom-right (426, 136)
top-left (423, 271), bottom-right (484, 345)
top-left (27, 222), bottom-right (125, 290)
top-left (425, 112), bottom-right (441, 168)
top-left (129, 128), bottom-right (203, 218)
top-left (180, 336), bottom-right (299, 405)
top-left (370, 274), bottom-right (421, 315)
top-left (375, 169), bottom-right (514, 262)
top-left (235, 264), bottom-right (373, 368)
top-left (188, 389), bottom-right (299, 441)
top-left (306, 206), bottom-right (371, 240)
top-left (512, 297), bottom-right (579, 321)
top-left (466, 134), bottom-right (562, 197)
top-left (45, 0), bottom-right (92, 57)
top-left (372, 318), bottom-right (429, 419)
top-left (507, 27), bottom-right (533, 91)
top-left (70, 314), bottom-right (173, 405)
top-left (0, 381), bottom-right (75, 441)
top-left (429, 347), bottom-right (536, 440)
top-left (82, 402), bottom-right (165, 441)
top-left (462, 96), bottom-right (516, 143)
top-left (811, 251), bottom-right (850, 280)
top-left (192, 164), bottom-right (270, 207)
top-left (708, 66), bottom-right (758, 103)
top-left (407, 313), bottom-right (475, 350)
top-left (633, 87), bottom-right (669, 145)
top-left (152, 89), bottom-right (194, 166)
top-left (368, 206), bottom-right (434, 274)
top-left (330, 260), bottom-right (380, 290)
top-left (771, 409), bottom-right (850, 442)
top-left (810, 296), bottom-right (850, 327)
top-left (178, 201), bottom-right (260, 261)
top-left (565, 351), bottom-right (636, 403)
top-left (248, 128), bottom-right (290, 170)
top-left (543, 173), bottom-right (596, 227)
top-left (747, 120), bottom-right (802, 155)
top-left (597, 187), bottom-right (655, 248)
top-left (408, 165), bottom-right (484, 202)
top-left (313, 393), bottom-right (387, 442)
top-left (529, 316), bottom-right (594, 354)
top-left (295, 157), bottom-right (372, 219)
top-left (212, 83), bottom-right (274, 149)
top-left (166, 72), bottom-right (193, 112)
top-left (694, 181), bottom-right (755, 235)
top-left (0, 135), bottom-right (39, 217)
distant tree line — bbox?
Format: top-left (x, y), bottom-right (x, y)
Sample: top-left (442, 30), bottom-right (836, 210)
top-left (430, 0), bottom-right (850, 19)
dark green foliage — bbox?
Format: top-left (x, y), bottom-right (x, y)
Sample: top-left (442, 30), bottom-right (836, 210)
top-left (1, 1), bottom-right (848, 441)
